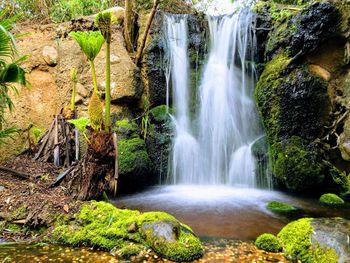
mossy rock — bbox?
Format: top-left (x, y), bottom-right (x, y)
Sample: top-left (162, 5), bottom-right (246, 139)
top-left (319, 193), bottom-right (345, 206)
top-left (51, 201), bottom-right (203, 261)
top-left (149, 105), bottom-right (172, 124)
top-left (255, 233), bottom-right (282, 252)
top-left (272, 137), bottom-right (325, 192)
top-left (267, 201), bottom-right (298, 214)
top-left (277, 218), bottom-right (350, 262)
top-left (118, 137), bottom-right (152, 193)
top-left (114, 119), bottom-right (139, 139)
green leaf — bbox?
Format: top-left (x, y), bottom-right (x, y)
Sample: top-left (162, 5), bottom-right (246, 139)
top-left (69, 31), bottom-right (105, 61)
top-left (67, 117), bottom-right (90, 133)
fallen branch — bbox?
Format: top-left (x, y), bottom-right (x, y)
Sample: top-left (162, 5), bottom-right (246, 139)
top-left (0, 166), bottom-right (31, 180)
top-left (134, 0), bottom-right (159, 66)
top-left (49, 165), bottom-right (76, 188)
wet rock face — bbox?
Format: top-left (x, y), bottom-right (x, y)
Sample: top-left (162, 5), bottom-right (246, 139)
top-left (311, 218), bottom-right (350, 263)
top-left (145, 12), bottom-right (208, 106)
top-left (289, 2), bottom-right (340, 57)
top-left (146, 105), bottom-right (174, 182)
top-left (278, 67), bottom-right (330, 141)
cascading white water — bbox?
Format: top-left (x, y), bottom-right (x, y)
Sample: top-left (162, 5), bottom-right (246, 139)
top-left (164, 14), bottom-right (200, 184)
top-left (165, 8), bottom-right (267, 187)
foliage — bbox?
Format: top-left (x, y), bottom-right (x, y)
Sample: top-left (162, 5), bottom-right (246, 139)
top-left (0, 127), bottom-right (18, 145)
top-left (0, 10), bottom-right (27, 143)
top-left (278, 218), bottom-right (338, 262)
top-left (319, 193), bottom-right (345, 206)
top-left (5, 0), bottom-right (114, 22)
top-left (267, 201), bottom-right (298, 214)
top-left (31, 127), bottom-right (43, 143)
top-left (114, 119), bottom-right (139, 139)
top-left (67, 117), bottom-right (90, 141)
top-left (255, 233), bottom-right (282, 252)
top-left (141, 96), bottom-right (151, 140)
top-left (69, 31), bottom-right (104, 62)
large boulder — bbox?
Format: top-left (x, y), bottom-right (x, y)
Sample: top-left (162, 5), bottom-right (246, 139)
top-left (255, 53), bottom-right (329, 192)
top-left (51, 201), bottom-right (204, 261)
top-left (278, 217), bottom-right (350, 263)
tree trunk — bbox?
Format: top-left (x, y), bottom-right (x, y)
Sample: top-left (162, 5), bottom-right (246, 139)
top-left (135, 0), bottom-right (159, 66)
top-left (124, 0), bottom-right (134, 52)
top-left (63, 132), bottom-right (116, 200)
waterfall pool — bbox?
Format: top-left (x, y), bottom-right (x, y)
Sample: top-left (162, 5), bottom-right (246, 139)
top-left (112, 185), bottom-right (350, 240)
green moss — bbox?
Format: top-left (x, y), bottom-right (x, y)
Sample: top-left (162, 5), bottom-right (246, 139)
top-left (149, 105), bottom-right (171, 124)
top-left (267, 201), bottom-right (298, 214)
top-left (6, 223), bottom-right (22, 233)
top-left (255, 53), bottom-right (292, 143)
top-left (8, 205), bottom-right (28, 221)
top-left (319, 193), bottom-right (345, 206)
top-left (51, 201), bottom-right (203, 261)
top-left (118, 138), bottom-right (150, 175)
top-left (255, 233), bottom-right (282, 252)
top-left (278, 218), bottom-right (338, 263)
top-left (114, 119), bottom-right (139, 139)
top-left (272, 137), bottom-right (324, 192)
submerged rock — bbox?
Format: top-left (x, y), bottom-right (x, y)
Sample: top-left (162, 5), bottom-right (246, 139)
top-left (267, 201), bottom-right (298, 215)
top-left (278, 217), bottom-right (350, 263)
top-left (255, 233), bottom-right (282, 253)
top-left (51, 201), bottom-right (203, 261)
top-left (319, 193), bottom-right (345, 206)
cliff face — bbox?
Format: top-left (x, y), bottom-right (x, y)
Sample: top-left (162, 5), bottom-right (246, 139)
top-left (254, 0), bottom-right (350, 194)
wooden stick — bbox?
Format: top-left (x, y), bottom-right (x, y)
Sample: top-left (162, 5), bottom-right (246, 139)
top-left (33, 119), bottom-right (55, 160)
top-left (134, 0), bottom-right (159, 66)
top-left (49, 165), bottom-right (75, 188)
top-left (53, 116), bottom-right (60, 166)
top-left (60, 116), bottom-right (70, 167)
top-left (0, 166), bottom-right (31, 180)
top-left (112, 132), bottom-right (119, 196)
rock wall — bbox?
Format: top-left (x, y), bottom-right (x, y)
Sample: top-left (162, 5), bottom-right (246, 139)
top-left (1, 18), bottom-right (142, 160)
top-left (255, 0), bottom-right (350, 194)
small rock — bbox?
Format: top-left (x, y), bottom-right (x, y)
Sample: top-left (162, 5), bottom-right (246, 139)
top-left (111, 54), bottom-right (121, 64)
top-left (76, 83), bottom-right (89, 98)
top-left (0, 186), bottom-right (5, 192)
top-left (128, 222), bottom-right (138, 233)
top-left (42, 46), bottom-right (58, 66)
top-left (75, 94), bottom-right (84, 105)
top-left (309, 64), bottom-right (331, 81)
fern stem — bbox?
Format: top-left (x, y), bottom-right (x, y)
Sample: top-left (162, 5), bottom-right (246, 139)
top-left (90, 60), bottom-right (99, 95)
top-left (105, 42), bottom-right (111, 131)
top-left (71, 80), bottom-right (76, 111)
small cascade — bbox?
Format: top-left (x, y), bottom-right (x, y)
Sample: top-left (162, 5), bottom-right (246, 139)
top-left (164, 8), bottom-right (271, 188)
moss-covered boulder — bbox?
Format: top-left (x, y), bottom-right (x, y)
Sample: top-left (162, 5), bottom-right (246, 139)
top-left (267, 201), bottom-right (298, 215)
top-left (255, 52), bottom-right (329, 192)
top-left (255, 233), bottom-right (282, 252)
top-left (319, 193), bottom-right (345, 206)
top-left (118, 137), bottom-right (152, 193)
top-left (51, 201), bottom-right (203, 261)
top-left (278, 218), bottom-right (350, 262)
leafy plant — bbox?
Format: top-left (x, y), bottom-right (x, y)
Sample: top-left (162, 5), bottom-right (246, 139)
top-left (0, 10), bottom-right (27, 143)
top-left (0, 127), bottom-right (18, 145)
top-left (141, 96), bottom-right (151, 140)
top-left (68, 117), bottom-right (90, 142)
top-left (69, 31), bottom-right (104, 131)
top-left (31, 127), bottom-right (43, 143)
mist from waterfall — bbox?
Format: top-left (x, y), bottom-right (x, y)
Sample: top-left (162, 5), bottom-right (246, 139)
top-left (164, 8), bottom-right (269, 188)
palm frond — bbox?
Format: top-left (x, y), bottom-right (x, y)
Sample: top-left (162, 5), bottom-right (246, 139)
top-left (0, 127), bottom-right (19, 145)
top-left (0, 62), bottom-right (27, 86)
top-left (69, 31), bottom-right (105, 61)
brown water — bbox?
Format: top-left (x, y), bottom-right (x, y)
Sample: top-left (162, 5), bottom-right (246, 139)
top-left (0, 243), bottom-right (117, 263)
top-left (112, 185), bottom-right (350, 240)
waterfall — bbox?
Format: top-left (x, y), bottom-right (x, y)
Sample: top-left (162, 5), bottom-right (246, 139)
top-left (164, 9), bottom-right (267, 188)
